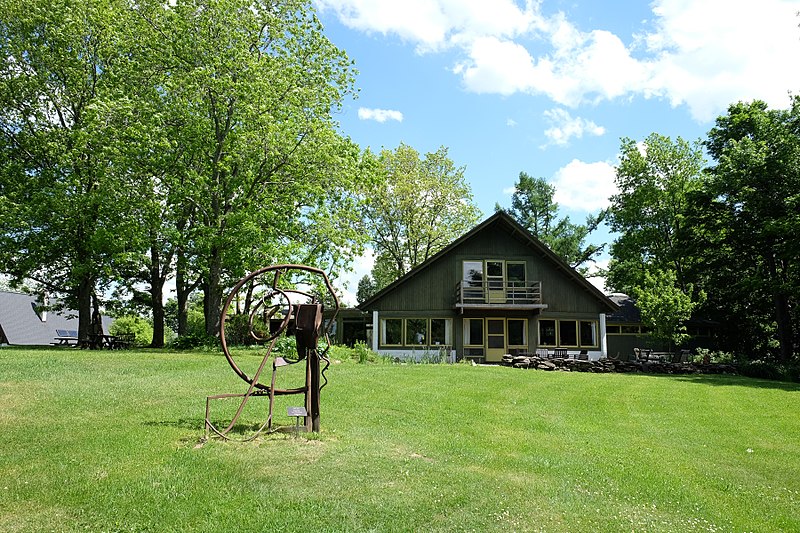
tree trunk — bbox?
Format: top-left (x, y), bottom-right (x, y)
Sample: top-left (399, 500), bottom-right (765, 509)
top-left (149, 245), bottom-right (165, 348)
top-left (204, 245), bottom-right (223, 337)
top-left (175, 247), bottom-right (193, 337)
top-left (77, 274), bottom-right (94, 345)
top-left (767, 254), bottom-right (793, 362)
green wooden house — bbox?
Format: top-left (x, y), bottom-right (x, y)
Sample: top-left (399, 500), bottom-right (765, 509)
top-left (358, 211), bottom-right (618, 362)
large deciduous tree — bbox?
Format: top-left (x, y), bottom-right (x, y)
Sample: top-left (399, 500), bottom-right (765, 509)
top-left (362, 143), bottom-right (481, 287)
top-left (0, 0), bottom-right (145, 342)
top-left (499, 172), bottom-right (606, 275)
top-left (133, 0), bottom-right (367, 336)
top-left (695, 99), bottom-right (800, 360)
top-left (607, 134), bottom-right (706, 345)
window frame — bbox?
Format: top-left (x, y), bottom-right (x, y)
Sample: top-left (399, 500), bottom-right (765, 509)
top-left (463, 318), bottom-right (485, 348)
top-left (507, 318), bottom-right (528, 348)
top-left (381, 318), bottom-right (404, 346)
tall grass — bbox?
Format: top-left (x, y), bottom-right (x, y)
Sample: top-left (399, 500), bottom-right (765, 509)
top-left (1, 347), bottom-right (798, 532)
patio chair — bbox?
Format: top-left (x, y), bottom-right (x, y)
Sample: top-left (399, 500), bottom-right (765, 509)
top-left (577, 350), bottom-right (589, 360)
top-left (535, 348), bottom-right (549, 359)
top-left (554, 348), bottom-right (568, 358)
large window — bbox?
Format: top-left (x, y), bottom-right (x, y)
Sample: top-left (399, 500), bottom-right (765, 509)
top-left (381, 318), bottom-right (452, 347)
top-left (382, 318), bottom-right (403, 346)
top-left (430, 319), bottom-right (451, 346)
top-left (538, 319), bottom-right (599, 348)
top-left (580, 321), bottom-right (597, 346)
top-left (463, 261), bottom-right (483, 286)
top-left (463, 318), bottom-right (484, 347)
top-left (405, 318), bottom-right (428, 345)
top-left (559, 320), bottom-right (578, 347)
top-left (539, 319), bottom-right (557, 346)
top-left (507, 319), bottom-right (527, 347)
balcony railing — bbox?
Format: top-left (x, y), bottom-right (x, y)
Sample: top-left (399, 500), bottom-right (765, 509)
top-left (454, 280), bottom-right (544, 309)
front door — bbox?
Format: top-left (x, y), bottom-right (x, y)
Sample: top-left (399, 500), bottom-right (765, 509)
top-left (486, 260), bottom-right (505, 303)
top-left (485, 318), bottom-right (506, 362)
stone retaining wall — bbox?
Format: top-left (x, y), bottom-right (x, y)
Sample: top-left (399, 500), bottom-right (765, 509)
top-left (500, 354), bottom-right (738, 375)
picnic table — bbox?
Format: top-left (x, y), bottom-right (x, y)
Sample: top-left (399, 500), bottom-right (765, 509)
top-left (51, 329), bottom-right (78, 347)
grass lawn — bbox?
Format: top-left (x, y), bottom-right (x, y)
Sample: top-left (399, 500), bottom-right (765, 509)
top-left (1, 347), bottom-right (799, 532)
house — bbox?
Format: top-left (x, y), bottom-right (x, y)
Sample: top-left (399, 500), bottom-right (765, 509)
top-left (357, 212), bottom-right (619, 362)
top-left (0, 290), bottom-right (112, 346)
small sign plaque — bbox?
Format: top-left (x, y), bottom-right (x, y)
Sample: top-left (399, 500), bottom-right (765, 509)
top-left (287, 406), bottom-right (307, 417)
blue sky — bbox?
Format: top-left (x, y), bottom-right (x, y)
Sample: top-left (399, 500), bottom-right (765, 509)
top-left (312, 0), bottom-right (800, 304)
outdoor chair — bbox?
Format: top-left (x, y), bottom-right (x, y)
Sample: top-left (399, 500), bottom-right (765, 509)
top-left (554, 348), bottom-right (568, 358)
top-left (577, 350), bottom-right (589, 360)
top-left (535, 348), bottom-right (549, 359)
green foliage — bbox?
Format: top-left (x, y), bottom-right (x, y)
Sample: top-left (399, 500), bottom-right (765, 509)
top-left (109, 315), bottom-right (153, 347)
top-left (222, 313), bottom-right (269, 347)
top-left (0, 0), bottom-right (148, 338)
top-left (499, 172), bottom-right (607, 272)
top-left (632, 269), bottom-right (704, 347)
top-left (171, 331), bottom-right (219, 350)
top-left (363, 143), bottom-right (481, 287)
top-left (693, 98), bottom-right (800, 361)
top-left (356, 274), bottom-right (377, 304)
top-left (607, 133), bottom-right (705, 293)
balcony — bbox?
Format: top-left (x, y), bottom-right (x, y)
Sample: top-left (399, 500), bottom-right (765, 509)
top-left (454, 280), bottom-right (547, 312)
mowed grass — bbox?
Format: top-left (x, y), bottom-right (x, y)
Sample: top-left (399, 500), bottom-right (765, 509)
top-left (1, 348), bottom-right (799, 532)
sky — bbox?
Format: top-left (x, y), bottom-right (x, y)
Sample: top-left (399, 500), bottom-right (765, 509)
top-left (311, 0), bottom-right (800, 305)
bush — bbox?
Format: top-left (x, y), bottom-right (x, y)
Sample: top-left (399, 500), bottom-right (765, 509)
top-left (736, 359), bottom-right (800, 383)
top-left (172, 332), bottom-right (218, 350)
top-left (739, 359), bottom-right (784, 381)
top-left (109, 315), bottom-right (153, 347)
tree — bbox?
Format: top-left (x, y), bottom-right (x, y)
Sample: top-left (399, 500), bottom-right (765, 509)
top-left (0, 0), bottom-right (147, 342)
top-left (696, 99), bottom-right (800, 361)
top-left (356, 275), bottom-right (376, 304)
top-left (362, 143), bottom-right (481, 287)
top-left (632, 269), bottom-right (702, 349)
top-left (606, 134), bottom-right (706, 347)
top-left (132, 0), bottom-right (367, 336)
top-left (607, 134), bottom-right (705, 292)
top-left (499, 172), bottom-right (606, 274)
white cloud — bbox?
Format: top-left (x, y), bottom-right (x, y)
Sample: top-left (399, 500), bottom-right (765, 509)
top-left (542, 108), bottom-right (605, 147)
top-left (358, 107), bottom-right (404, 123)
top-left (315, 0), bottom-right (537, 53)
top-left (502, 186), bottom-right (516, 195)
top-left (506, 118), bottom-right (517, 127)
top-left (642, 0), bottom-right (800, 121)
top-left (318, 0), bottom-right (800, 122)
top-left (551, 159), bottom-right (617, 212)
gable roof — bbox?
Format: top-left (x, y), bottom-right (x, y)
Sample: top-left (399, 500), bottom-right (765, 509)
top-left (0, 291), bottom-right (112, 345)
top-left (359, 211), bottom-right (618, 313)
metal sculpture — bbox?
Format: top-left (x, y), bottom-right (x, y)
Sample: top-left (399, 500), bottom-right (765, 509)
top-left (204, 264), bottom-right (339, 440)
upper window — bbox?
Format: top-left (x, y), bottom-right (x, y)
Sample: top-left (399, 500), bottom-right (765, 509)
top-left (506, 262), bottom-right (526, 284)
top-left (463, 261), bottom-right (483, 286)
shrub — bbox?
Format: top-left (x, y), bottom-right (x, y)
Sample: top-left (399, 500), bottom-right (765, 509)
top-left (109, 315), bottom-right (153, 347)
top-left (739, 359), bottom-right (783, 381)
top-left (172, 332), bottom-right (218, 350)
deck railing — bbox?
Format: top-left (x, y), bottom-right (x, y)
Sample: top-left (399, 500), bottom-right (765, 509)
top-left (454, 280), bottom-right (543, 306)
